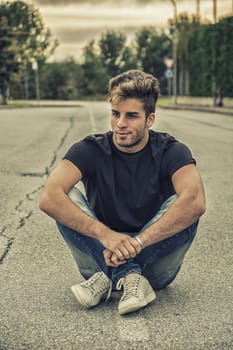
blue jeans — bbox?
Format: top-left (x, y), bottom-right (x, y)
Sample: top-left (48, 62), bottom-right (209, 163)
top-left (57, 187), bottom-right (198, 290)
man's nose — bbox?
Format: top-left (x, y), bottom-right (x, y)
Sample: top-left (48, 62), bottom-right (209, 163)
top-left (117, 115), bottom-right (127, 128)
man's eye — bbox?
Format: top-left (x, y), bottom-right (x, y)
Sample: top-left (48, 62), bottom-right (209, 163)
top-left (112, 111), bottom-right (119, 117)
top-left (127, 114), bottom-right (137, 119)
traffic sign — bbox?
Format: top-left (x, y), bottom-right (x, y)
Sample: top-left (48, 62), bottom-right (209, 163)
top-left (165, 69), bottom-right (173, 78)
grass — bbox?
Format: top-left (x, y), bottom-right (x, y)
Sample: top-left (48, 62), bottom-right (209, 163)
top-left (157, 96), bottom-right (173, 106)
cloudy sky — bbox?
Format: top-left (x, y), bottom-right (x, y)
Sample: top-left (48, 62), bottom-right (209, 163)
top-left (26, 0), bottom-right (233, 61)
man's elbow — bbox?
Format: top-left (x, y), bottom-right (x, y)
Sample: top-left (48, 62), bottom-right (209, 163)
top-left (39, 191), bottom-right (52, 215)
top-left (193, 195), bottom-right (206, 218)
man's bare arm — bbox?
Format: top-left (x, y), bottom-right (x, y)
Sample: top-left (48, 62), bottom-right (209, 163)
top-left (39, 160), bottom-right (141, 260)
top-left (136, 164), bottom-right (206, 247)
top-left (39, 160), bottom-right (104, 237)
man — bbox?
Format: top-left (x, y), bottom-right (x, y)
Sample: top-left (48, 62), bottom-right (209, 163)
top-left (39, 70), bottom-right (206, 316)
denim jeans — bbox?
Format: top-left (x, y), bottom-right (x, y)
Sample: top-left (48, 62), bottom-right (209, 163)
top-left (57, 187), bottom-right (198, 290)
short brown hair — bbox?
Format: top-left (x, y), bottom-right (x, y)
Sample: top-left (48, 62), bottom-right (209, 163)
top-left (108, 70), bottom-right (160, 116)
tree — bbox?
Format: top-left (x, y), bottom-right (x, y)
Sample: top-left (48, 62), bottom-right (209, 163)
top-left (0, 16), bottom-right (19, 104)
top-left (134, 28), bottom-right (172, 95)
top-left (39, 58), bottom-right (83, 100)
top-left (188, 16), bottom-right (233, 97)
top-left (0, 0), bottom-right (57, 103)
top-left (99, 31), bottom-right (129, 77)
top-left (168, 13), bottom-right (200, 95)
top-left (120, 46), bottom-right (138, 72)
top-left (5, 1), bottom-right (57, 63)
top-left (81, 40), bottom-right (109, 96)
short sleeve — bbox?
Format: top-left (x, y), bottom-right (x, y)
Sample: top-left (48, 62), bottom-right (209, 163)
top-left (63, 140), bottom-right (95, 178)
top-left (161, 142), bottom-right (196, 178)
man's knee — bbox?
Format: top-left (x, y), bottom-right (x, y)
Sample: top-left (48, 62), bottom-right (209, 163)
top-left (72, 248), bottom-right (101, 280)
top-left (143, 240), bottom-right (192, 290)
top-left (57, 223), bottom-right (100, 279)
top-left (145, 264), bottom-right (181, 290)
top-left (68, 187), bottom-right (96, 218)
top-left (68, 187), bottom-right (85, 205)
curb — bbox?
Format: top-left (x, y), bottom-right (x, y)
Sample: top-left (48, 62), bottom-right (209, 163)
top-left (158, 104), bottom-right (233, 117)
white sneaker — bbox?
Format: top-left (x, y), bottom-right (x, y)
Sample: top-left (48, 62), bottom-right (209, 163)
top-left (71, 272), bottom-right (112, 308)
top-left (117, 273), bottom-right (156, 315)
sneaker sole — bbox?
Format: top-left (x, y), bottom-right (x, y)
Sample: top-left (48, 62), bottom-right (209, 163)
top-left (71, 285), bottom-right (91, 308)
top-left (118, 292), bottom-right (156, 315)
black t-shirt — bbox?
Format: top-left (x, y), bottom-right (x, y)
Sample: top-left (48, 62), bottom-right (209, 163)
top-left (63, 130), bottom-right (195, 232)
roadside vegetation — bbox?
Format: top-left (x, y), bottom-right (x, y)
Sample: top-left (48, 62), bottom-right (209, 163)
top-left (0, 0), bottom-right (232, 104)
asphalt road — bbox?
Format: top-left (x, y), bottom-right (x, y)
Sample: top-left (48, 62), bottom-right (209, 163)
top-left (0, 102), bottom-right (232, 350)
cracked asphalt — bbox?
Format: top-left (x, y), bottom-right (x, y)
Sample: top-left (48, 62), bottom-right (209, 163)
top-left (0, 108), bottom-right (76, 263)
top-left (0, 102), bottom-right (232, 350)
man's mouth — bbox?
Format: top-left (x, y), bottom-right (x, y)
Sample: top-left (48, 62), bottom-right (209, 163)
top-left (116, 131), bottom-right (130, 136)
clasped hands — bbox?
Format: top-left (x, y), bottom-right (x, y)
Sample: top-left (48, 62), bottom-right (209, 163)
top-left (101, 232), bottom-right (143, 267)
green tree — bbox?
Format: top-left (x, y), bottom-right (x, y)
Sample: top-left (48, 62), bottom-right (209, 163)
top-left (120, 46), bottom-right (138, 71)
top-left (80, 33), bottom-right (138, 97)
top-left (99, 31), bottom-right (129, 77)
top-left (0, 0), bottom-right (57, 103)
top-left (188, 16), bottom-right (233, 97)
top-left (169, 13), bottom-right (200, 95)
top-left (213, 17), bottom-right (233, 98)
top-left (134, 28), bottom-right (172, 95)
top-left (40, 58), bottom-right (83, 100)
top-left (0, 16), bottom-right (19, 104)
top-left (80, 40), bottom-right (109, 96)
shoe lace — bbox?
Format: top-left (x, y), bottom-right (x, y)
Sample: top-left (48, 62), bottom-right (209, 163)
top-left (116, 277), bottom-right (125, 291)
top-left (116, 275), bottom-right (140, 301)
top-left (105, 284), bottom-right (112, 301)
top-left (81, 272), bottom-right (112, 301)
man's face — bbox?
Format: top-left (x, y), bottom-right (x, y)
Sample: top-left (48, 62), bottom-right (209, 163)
top-left (111, 98), bottom-right (155, 153)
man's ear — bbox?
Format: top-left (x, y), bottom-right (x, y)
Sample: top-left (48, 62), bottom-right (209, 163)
top-left (147, 113), bottom-right (155, 127)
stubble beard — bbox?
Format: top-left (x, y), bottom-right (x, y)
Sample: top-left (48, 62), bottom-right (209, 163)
top-left (115, 127), bottom-right (148, 149)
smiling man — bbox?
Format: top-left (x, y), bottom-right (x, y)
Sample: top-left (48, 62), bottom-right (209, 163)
top-left (111, 98), bottom-right (153, 151)
top-left (39, 70), bottom-right (206, 315)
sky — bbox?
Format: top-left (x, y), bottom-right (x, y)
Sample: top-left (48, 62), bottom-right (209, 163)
top-left (23, 0), bottom-right (233, 61)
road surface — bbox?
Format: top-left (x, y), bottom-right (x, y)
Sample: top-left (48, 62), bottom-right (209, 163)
top-left (0, 102), bottom-right (232, 350)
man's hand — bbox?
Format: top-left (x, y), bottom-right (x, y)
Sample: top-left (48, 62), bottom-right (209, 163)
top-left (101, 232), bottom-right (143, 267)
top-left (100, 231), bottom-right (141, 261)
top-left (103, 249), bottom-right (127, 267)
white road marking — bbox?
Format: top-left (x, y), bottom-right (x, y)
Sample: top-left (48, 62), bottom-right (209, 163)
top-left (85, 103), bottom-right (97, 133)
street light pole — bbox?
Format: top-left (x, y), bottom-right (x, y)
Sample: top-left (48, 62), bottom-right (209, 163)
top-left (170, 0), bottom-right (178, 105)
top-left (212, 0), bottom-right (217, 106)
top-left (31, 59), bottom-right (40, 102)
top-left (170, 0), bottom-right (177, 21)
top-left (196, 0), bottom-right (200, 21)
top-left (213, 0), bottom-right (217, 23)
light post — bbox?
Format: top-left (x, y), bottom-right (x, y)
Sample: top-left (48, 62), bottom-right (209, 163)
top-left (164, 58), bottom-right (173, 96)
top-left (196, 0), bottom-right (200, 22)
top-left (212, 0), bottom-right (218, 106)
top-left (170, 0), bottom-right (178, 105)
top-left (213, 0), bottom-right (217, 23)
top-left (31, 59), bottom-right (40, 101)
top-left (24, 75), bottom-right (29, 100)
